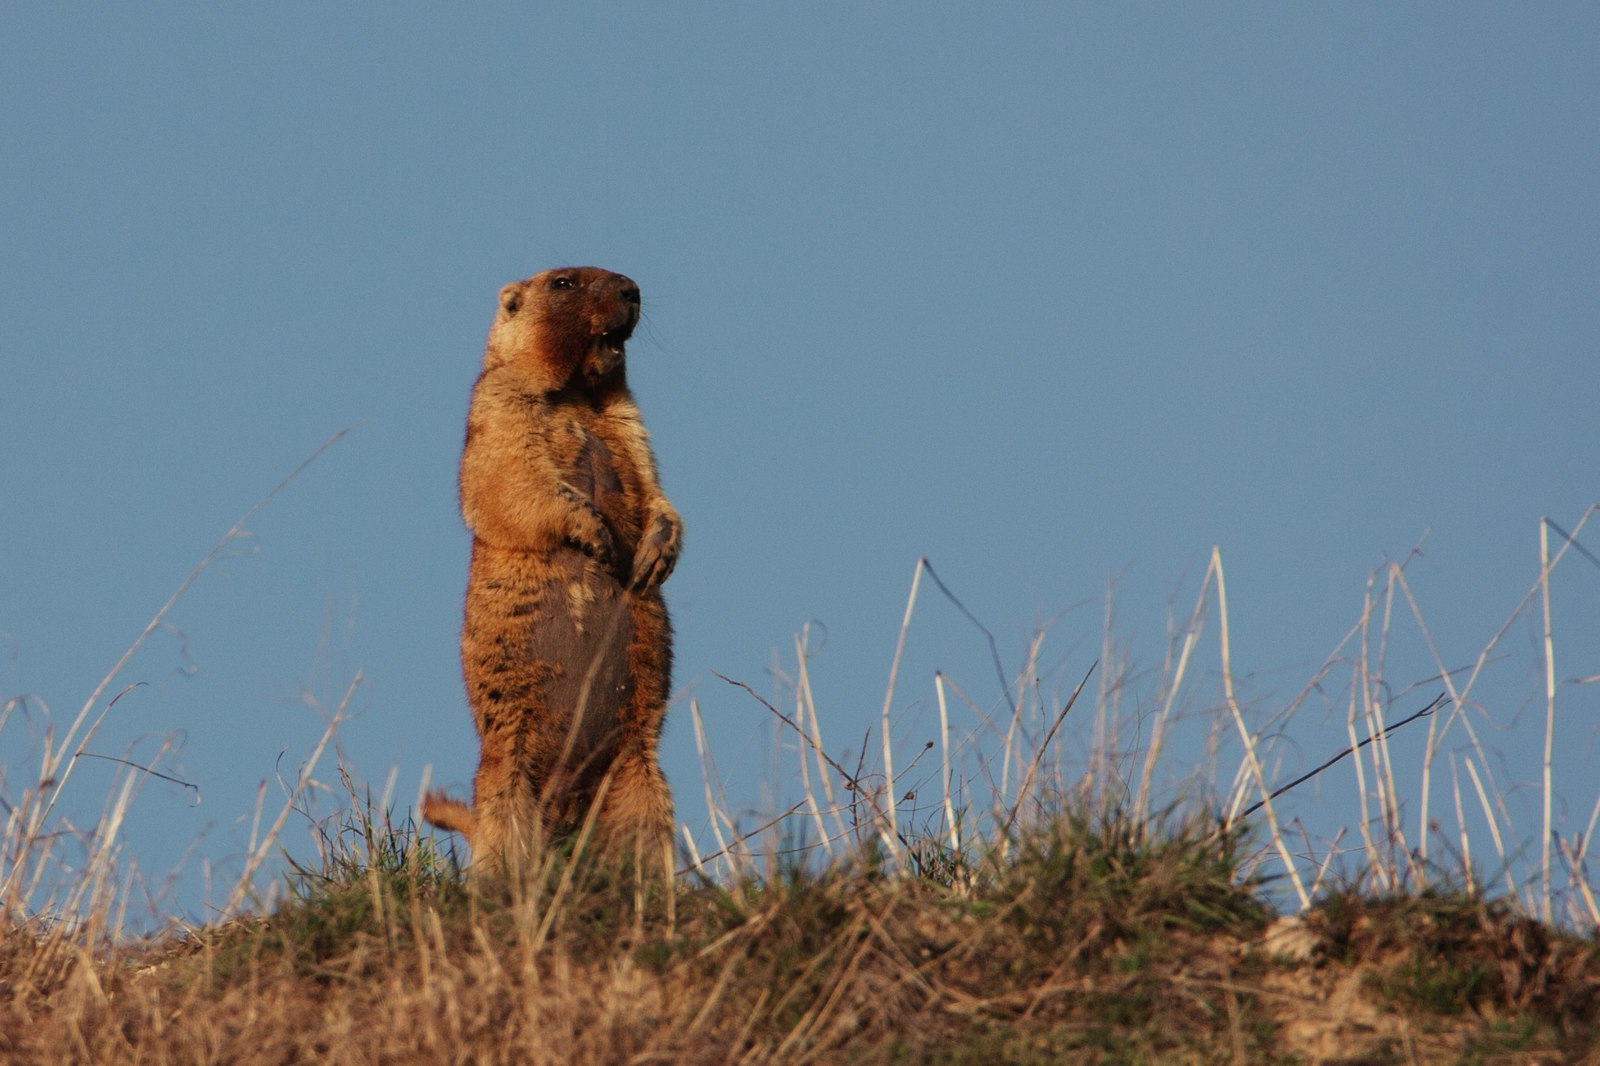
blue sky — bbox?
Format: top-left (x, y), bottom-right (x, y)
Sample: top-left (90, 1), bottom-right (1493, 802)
top-left (3, 6), bottom-right (1597, 925)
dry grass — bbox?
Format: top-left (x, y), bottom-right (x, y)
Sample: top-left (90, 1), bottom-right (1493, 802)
top-left (0, 799), bottom-right (1594, 1064)
top-left (3, 442), bottom-right (1597, 1061)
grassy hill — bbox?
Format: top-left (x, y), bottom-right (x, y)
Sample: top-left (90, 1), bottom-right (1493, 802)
top-left (4, 799), bottom-right (1596, 1064)
top-left (6, 500), bottom-right (1599, 1062)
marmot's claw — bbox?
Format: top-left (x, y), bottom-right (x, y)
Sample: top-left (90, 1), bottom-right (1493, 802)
top-left (628, 549), bottom-right (666, 590)
top-left (629, 555), bottom-right (664, 590)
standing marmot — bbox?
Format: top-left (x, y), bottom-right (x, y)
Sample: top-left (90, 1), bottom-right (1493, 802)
top-left (423, 267), bottom-right (681, 878)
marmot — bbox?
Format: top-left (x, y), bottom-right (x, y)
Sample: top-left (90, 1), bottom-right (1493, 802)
top-left (423, 267), bottom-right (681, 878)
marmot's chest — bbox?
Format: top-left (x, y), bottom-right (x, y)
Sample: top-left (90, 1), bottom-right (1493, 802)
top-left (558, 419), bottom-right (642, 545)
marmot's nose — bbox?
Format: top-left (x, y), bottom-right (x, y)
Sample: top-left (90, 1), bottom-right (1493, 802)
top-left (616, 277), bottom-right (640, 307)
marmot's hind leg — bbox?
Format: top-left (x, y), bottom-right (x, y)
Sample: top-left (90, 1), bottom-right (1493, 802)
top-left (601, 748), bottom-right (676, 923)
top-left (467, 739), bottom-right (545, 876)
top-left (599, 749), bottom-right (673, 854)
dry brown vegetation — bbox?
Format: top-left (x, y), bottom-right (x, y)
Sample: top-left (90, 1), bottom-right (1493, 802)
top-left (2, 800), bottom-right (1597, 1064)
top-left (4, 453), bottom-right (1598, 1062)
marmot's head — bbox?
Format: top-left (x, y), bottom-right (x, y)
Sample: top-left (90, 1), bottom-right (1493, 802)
top-left (485, 267), bottom-right (641, 391)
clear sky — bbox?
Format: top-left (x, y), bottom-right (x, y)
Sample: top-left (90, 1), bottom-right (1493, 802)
top-left (3, 6), bottom-right (1597, 926)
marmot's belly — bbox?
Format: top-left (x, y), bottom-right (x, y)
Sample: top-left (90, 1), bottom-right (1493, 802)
top-left (464, 545), bottom-right (635, 768)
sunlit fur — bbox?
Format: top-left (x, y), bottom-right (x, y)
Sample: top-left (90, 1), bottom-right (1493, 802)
top-left (423, 267), bottom-right (681, 881)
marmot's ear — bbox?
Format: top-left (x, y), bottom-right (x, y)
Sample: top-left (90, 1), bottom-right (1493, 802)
top-left (499, 284), bottom-right (523, 315)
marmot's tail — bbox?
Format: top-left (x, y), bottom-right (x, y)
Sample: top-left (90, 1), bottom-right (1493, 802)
top-left (422, 790), bottom-right (476, 844)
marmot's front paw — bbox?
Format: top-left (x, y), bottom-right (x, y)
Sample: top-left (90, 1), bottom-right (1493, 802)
top-left (630, 509), bottom-right (682, 590)
top-left (558, 482), bottom-right (618, 571)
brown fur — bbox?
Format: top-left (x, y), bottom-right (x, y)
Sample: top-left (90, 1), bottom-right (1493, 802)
top-left (423, 267), bottom-right (681, 878)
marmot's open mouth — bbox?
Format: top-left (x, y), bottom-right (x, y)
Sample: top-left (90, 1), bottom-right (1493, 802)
top-left (599, 328), bottom-right (630, 356)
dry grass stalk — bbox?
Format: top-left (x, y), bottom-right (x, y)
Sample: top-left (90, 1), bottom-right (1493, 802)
top-left (1212, 547), bottom-right (1310, 909)
top-left (875, 558), bottom-right (924, 863)
top-left (1539, 516), bottom-right (1557, 923)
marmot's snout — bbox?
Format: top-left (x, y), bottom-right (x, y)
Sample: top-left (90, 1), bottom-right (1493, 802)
top-left (594, 274), bottom-right (641, 346)
top-left (615, 275), bottom-right (640, 308)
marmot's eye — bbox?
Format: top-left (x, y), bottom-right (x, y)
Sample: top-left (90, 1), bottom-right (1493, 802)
top-left (550, 276), bottom-right (576, 291)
